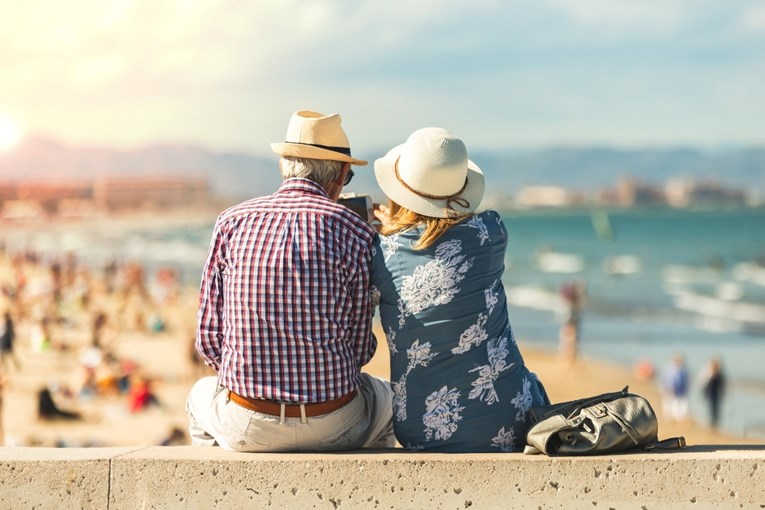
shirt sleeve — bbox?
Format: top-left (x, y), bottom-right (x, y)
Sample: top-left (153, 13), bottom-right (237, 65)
top-left (195, 217), bottom-right (226, 371)
top-left (349, 239), bottom-right (377, 369)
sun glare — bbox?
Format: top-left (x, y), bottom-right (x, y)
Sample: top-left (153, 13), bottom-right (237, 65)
top-left (0, 116), bottom-right (24, 151)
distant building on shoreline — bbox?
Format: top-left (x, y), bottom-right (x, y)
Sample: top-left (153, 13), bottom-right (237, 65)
top-left (664, 178), bottom-right (752, 208)
top-left (500, 177), bottom-right (756, 210)
top-left (1, 173), bottom-right (758, 218)
top-left (0, 177), bottom-right (212, 219)
top-left (93, 178), bottom-right (210, 212)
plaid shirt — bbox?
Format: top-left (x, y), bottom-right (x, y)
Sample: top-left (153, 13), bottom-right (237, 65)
top-left (196, 178), bottom-right (377, 403)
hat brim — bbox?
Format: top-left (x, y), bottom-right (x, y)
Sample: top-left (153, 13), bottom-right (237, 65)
top-left (271, 142), bottom-right (368, 166)
top-left (374, 144), bottom-right (485, 219)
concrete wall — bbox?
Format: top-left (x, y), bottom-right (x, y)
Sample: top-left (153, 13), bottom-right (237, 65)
top-left (1, 446), bottom-right (764, 509)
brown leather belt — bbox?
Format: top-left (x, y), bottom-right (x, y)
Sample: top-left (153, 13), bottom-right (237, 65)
top-left (227, 389), bottom-right (357, 418)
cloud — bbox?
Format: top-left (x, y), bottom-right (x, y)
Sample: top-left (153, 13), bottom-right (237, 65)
top-left (542, 0), bottom-right (689, 31)
top-left (1, 0), bottom-right (763, 152)
top-left (744, 5), bottom-right (765, 30)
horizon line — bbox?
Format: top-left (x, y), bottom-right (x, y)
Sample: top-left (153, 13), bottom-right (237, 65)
top-left (5, 132), bottom-right (765, 158)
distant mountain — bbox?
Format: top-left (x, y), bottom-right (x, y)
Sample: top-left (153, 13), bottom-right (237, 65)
top-left (2, 136), bottom-right (764, 202)
top-left (0, 135), bottom-right (282, 200)
top-left (470, 147), bottom-right (765, 194)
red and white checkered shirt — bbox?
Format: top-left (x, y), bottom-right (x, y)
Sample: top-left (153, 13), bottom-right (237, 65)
top-left (196, 178), bottom-right (377, 403)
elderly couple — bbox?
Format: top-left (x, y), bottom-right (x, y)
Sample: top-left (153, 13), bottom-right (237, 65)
top-left (186, 110), bottom-right (549, 453)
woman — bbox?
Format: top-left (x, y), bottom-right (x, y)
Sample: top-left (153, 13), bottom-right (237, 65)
top-left (371, 127), bottom-right (548, 452)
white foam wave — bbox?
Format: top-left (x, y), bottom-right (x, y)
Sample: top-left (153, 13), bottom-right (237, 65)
top-left (534, 251), bottom-right (584, 274)
top-left (506, 285), bottom-right (561, 312)
top-left (662, 264), bottom-right (723, 284)
top-left (716, 281), bottom-right (745, 301)
top-left (672, 290), bottom-right (765, 326)
top-left (603, 255), bottom-right (641, 275)
top-left (693, 316), bottom-right (744, 333)
top-left (733, 262), bottom-right (765, 287)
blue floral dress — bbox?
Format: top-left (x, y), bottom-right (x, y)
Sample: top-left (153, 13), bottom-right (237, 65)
top-left (371, 210), bottom-right (549, 452)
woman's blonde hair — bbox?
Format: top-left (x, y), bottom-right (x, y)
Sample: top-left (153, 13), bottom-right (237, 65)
top-left (380, 201), bottom-right (470, 250)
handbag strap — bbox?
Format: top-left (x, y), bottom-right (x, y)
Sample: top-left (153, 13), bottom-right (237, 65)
top-left (642, 436), bottom-right (687, 451)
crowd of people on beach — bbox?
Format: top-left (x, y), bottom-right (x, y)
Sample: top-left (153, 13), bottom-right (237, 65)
top-left (657, 353), bottom-right (727, 429)
top-left (0, 242), bottom-right (193, 447)
top-left (629, 351), bottom-right (727, 430)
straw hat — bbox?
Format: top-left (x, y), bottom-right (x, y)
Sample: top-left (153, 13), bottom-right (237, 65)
top-left (374, 127), bottom-right (484, 218)
top-left (271, 110), bottom-right (367, 166)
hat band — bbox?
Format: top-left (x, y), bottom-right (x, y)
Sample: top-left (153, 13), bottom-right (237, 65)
top-left (394, 158), bottom-right (470, 212)
top-left (287, 141), bottom-right (352, 156)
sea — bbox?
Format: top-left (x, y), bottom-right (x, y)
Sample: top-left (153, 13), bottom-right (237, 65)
top-left (2, 207), bottom-right (765, 440)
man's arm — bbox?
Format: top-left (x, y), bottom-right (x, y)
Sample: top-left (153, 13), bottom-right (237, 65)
top-left (349, 243), bottom-right (377, 369)
top-left (195, 219), bottom-right (226, 371)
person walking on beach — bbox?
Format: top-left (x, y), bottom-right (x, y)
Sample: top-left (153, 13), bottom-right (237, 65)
top-left (662, 354), bottom-right (690, 422)
top-left (557, 280), bottom-right (585, 366)
top-left (700, 356), bottom-right (726, 429)
top-left (0, 311), bottom-right (20, 372)
top-left (186, 110), bottom-right (394, 452)
top-left (370, 127), bottom-right (549, 451)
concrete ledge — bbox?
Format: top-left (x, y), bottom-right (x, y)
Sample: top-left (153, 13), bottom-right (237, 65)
top-left (2, 446), bottom-right (764, 509)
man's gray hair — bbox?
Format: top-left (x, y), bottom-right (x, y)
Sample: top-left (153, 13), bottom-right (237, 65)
top-left (279, 156), bottom-right (345, 189)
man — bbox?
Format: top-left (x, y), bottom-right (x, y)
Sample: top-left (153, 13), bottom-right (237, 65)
top-left (186, 110), bottom-right (394, 451)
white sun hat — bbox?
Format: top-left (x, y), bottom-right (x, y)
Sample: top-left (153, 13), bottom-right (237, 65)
top-left (271, 110), bottom-right (368, 166)
top-left (374, 127), bottom-right (484, 218)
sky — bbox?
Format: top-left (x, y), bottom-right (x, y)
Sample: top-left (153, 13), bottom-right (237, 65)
top-left (1, 0), bottom-right (764, 157)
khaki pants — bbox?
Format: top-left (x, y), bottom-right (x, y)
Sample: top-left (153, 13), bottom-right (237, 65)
top-left (185, 374), bottom-right (395, 452)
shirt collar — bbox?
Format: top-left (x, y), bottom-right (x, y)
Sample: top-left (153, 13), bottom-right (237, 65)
top-left (276, 178), bottom-right (331, 199)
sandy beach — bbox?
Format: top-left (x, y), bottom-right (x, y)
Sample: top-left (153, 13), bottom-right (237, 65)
top-left (0, 249), bottom-right (759, 449)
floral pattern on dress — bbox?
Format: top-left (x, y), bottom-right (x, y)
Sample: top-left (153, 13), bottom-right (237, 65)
top-left (380, 234), bottom-right (399, 262)
top-left (423, 386), bottom-right (465, 441)
top-left (511, 376), bottom-right (534, 423)
top-left (468, 336), bottom-right (513, 405)
top-left (451, 313), bottom-right (489, 354)
top-left (397, 239), bottom-right (473, 328)
top-left (485, 279), bottom-right (499, 316)
top-left (491, 426), bottom-right (516, 452)
top-left (371, 211), bottom-right (545, 451)
top-left (407, 339), bottom-right (439, 368)
top-left (385, 326), bottom-right (398, 356)
top-left (370, 285), bottom-right (381, 308)
top-left (467, 215), bottom-right (490, 245)
top-left (392, 379), bottom-right (408, 422)
top-left (393, 339), bottom-right (440, 422)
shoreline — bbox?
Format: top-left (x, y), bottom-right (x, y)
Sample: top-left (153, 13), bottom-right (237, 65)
top-left (521, 345), bottom-right (755, 446)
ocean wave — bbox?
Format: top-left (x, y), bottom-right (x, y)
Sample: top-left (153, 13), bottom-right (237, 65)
top-left (506, 285), bottom-right (561, 312)
top-left (662, 264), bottom-right (723, 284)
top-left (533, 250), bottom-right (584, 274)
top-left (693, 315), bottom-right (744, 333)
top-left (733, 262), bottom-right (765, 287)
top-left (603, 255), bottom-right (641, 276)
top-left (716, 281), bottom-right (744, 301)
top-left (672, 290), bottom-right (765, 326)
